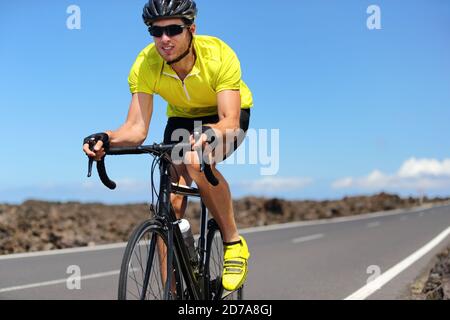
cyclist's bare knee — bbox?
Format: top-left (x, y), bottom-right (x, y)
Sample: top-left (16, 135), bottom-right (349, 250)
top-left (184, 151), bottom-right (223, 188)
top-left (184, 151), bottom-right (201, 176)
top-left (169, 163), bottom-right (192, 218)
top-left (171, 193), bottom-right (187, 219)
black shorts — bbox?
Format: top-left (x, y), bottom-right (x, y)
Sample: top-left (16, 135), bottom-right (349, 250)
top-left (163, 108), bottom-right (251, 162)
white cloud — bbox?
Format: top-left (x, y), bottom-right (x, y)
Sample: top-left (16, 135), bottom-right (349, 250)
top-left (332, 177), bottom-right (353, 188)
top-left (361, 170), bottom-right (390, 188)
top-left (239, 177), bottom-right (313, 192)
top-left (332, 158), bottom-right (450, 191)
top-left (397, 158), bottom-right (450, 178)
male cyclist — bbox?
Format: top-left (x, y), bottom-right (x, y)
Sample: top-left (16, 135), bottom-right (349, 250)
top-left (82, 0), bottom-right (252, 292)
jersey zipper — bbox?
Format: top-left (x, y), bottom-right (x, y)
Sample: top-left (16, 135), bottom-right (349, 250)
top-left (181, 79), bottom-right (191, 101)
top-left (163, 72), bottom-right (198, 101)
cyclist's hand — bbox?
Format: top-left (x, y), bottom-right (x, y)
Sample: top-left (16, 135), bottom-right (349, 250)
top-left (190, 126), bottom-right (218, 151)
top-left (83, 132), bottom-right (110, 161)
top-left (190, 132), bottom-right (207, 152)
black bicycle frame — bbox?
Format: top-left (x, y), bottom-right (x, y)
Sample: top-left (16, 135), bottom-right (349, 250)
top-left (158, 160), bottom-right (201, 299)
top-left (154, 156), bottom-right (211, 300)
top-left (88, 143), bottom-right (218, 300)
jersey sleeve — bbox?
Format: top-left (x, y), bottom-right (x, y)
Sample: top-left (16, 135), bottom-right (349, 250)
top-left (128, 50), bottom-right (156, 95)
top-left (215, 43), bottom-right (242, 93)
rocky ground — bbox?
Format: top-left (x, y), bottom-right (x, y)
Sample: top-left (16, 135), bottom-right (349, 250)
top-left (0, 192), bottom-right (449, 299)
top-left (0, 192), bottom-right (436, 254)
top-left (410, 246), bottom-right (450, 300)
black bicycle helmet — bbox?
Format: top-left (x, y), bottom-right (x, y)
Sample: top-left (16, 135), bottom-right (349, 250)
top-left (142, 0), bottom-right (197, 26)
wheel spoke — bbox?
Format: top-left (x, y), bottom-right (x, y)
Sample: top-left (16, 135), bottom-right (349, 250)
top-left (119, 222), bottom-right (182, 300)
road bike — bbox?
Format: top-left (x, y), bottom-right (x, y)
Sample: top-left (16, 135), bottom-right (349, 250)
top-left (86, 140), bottom-right (243, 300)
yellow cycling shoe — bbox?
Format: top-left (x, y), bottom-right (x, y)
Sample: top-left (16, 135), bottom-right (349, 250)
top-left (222, 236), bottom-right (250, 291)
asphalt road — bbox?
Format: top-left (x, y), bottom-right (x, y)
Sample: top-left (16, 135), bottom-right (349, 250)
top-left (1, 203), bottom-right (449, 300)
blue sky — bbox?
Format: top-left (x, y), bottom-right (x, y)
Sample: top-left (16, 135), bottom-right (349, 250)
top-left (1, 0), bottom-right (449, 204)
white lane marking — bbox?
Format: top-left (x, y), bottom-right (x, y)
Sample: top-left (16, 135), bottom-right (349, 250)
top-left (0, 270), bottom-right (120, 293)
top-left (366, 221), bottom-right (380, 228)
top-left (291, 233), bottom-right (324, 244)
top-left (0, 203), bottom-right (447, 261)
top-left (241, 203), bottom-right (438, 235)
top-left (0, 242), bottom-right (127, 261)
top-left (344, 225), bottom-right (450, 300)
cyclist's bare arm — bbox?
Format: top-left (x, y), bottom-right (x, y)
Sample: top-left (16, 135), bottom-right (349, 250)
top-left (107, 93), bottom-right (154, 146)
top-left (83, 93), bottom-right (153, 160)
top-left (191, 89), bottom-right (241, 149)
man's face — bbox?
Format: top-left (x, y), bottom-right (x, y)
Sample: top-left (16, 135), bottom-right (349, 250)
top-left (152, 18), bottom-right (195, 62)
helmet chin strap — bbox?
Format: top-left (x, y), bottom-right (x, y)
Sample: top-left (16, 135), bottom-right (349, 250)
top-left (167, 32), bottom-right (194, 66)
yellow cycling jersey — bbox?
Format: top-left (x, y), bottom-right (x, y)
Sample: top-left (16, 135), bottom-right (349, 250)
top-left (128, 35), bottom-right (253, 118)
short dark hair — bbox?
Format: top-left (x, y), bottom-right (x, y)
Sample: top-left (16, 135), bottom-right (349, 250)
top-left (150, 17), bottom-right (193, 27)
top-left (182, 17), bottom-right (194, 26)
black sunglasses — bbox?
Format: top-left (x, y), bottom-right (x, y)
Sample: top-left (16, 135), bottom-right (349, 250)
top-left (148, 24), bottom-right (189, 37)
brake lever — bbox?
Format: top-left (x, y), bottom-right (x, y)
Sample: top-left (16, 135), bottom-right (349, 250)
top-left (87, 158), bottom-right (94, 177)
top-left (87, 139), bottom-right (96, 178)
top-left (193, 130), bottom-right (205, 172)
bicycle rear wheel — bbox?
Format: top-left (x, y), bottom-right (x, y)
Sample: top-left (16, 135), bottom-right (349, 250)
top-left (118, 219), bottom-right (185, 300)
top-left (205, 219), bottom-right (244, 300)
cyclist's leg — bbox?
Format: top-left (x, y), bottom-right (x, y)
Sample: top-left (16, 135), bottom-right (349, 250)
top-left (217, 108), bottom-right (251, 163)
top-left (184, 108), bottom-right (251, 243)
top-left (163, 116), bottom-right (195, 220)
top-left (184, 153), bottom-right (250, 291)
top-left (185, 161), bottom-right (239, 241)
top-left (184, 109), bottom-right (251, 291)
top-left (169, 164), bottom-right (193, 219)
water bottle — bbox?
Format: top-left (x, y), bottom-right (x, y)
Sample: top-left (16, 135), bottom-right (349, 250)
top-left (179, 219), bottom-right (198, 266)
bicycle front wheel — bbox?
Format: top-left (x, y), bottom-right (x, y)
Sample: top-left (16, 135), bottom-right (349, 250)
top-left (205, 219), bottom-right (244, 300)
top-left (118, 219), bottom-right (184, 300)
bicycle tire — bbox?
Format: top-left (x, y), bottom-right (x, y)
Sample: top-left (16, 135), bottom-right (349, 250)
top-left (118, 219), bottom-right (185, 300)
top-left (205, 219), bottom-right (244, 300)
